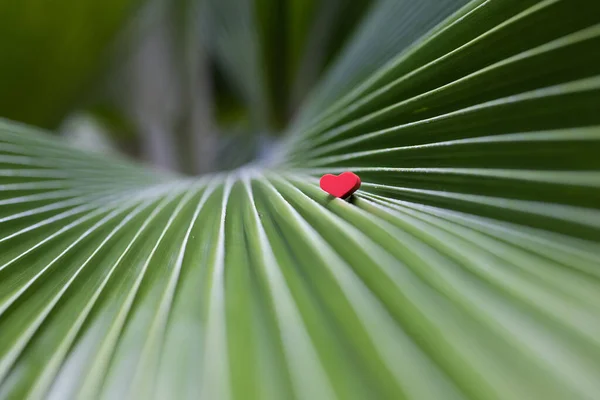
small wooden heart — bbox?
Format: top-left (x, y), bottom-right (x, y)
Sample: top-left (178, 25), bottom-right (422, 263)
top-left (319, 172), bottom-right (361, 199)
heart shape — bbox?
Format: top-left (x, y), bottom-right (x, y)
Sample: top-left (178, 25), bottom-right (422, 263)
top-left (320, 172), bottom-right (361, 199)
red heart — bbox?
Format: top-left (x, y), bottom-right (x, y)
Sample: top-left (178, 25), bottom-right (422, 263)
top-left (319, 172), bottom-right (361, 199)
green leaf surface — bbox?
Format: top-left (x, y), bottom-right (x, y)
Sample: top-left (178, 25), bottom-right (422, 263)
top-left (1, 0), bottom-right (600, 398)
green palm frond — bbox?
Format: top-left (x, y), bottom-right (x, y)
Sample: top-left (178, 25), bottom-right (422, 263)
top-left (1, 0), bottom-right (600, 399)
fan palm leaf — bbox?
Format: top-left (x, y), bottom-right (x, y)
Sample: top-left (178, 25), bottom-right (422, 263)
top-left (1, 0), bottom-right (600, 398)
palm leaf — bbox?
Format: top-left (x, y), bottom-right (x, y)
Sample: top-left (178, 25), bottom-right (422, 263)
top-left (1, 0), bottom-right (600, 398)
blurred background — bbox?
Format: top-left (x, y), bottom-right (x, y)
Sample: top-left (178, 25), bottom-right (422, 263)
top-left (0, 0), bottom-right (383, 174)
